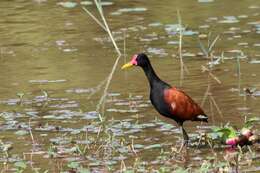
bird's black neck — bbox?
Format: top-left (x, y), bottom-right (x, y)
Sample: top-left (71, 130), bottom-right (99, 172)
top-left (141, 62), bottom-right (163, 89)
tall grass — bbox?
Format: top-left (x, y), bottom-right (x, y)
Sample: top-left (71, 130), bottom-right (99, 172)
top-left (199, 34), bottom-right (223, 122)
top-left (176, 10), bottom-right (189, 87)
top-left (82, 0), bottom-right (122, 121)
top-left (236, 52), bottom-right (241, 96)
top-left (177, 10), bottom-right (184, 87)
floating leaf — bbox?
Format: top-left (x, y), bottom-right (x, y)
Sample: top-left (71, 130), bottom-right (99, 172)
top-left (198, 0), bottom-right (214, 2)
top-left (118, 7), bottom-right (147, 13)
top-left (15, 130), bottom-right (28, 136)
top-left (14, 161), bottom-right (27, 169)
top-left (70, 129), bottom-right (81, 135)
top-left (123, 170), bottom-right (135, 173)
top-left (174, 167), bottom-right (189, 173)
top-left (99, 2), bottom-right (114, 6)
top-left (80, 1), bottom-right (93, 5)
top-left (144, 144), bottom-right (161, 150)
top-left (133, 144), bottom-right (144, 149)
top-left (0, 143), bottom-right (12, 152)
top-left (218, 16), bottom-right (239, 24)
top-left (58, 2), bottom-right (77, 8)
top-left (67, 161), bottom-right (80, 169)
top-left (249, 60), bottom-right (260, 64)
top-left (78, 168), bottom-right (91, 173)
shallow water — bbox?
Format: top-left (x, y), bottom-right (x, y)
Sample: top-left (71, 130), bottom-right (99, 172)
top-left (0, 0), bottom-right (260, 172)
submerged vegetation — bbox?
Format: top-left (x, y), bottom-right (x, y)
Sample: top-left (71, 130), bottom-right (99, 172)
top-left (0, 0), bottom-right (260, 172)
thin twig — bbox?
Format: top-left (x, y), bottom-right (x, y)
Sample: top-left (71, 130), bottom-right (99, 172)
top-left (209, 95), bottom-right (215, 124)
top-left (208, 35), bottom-right (220, 53)
top-left (83, 0), bottom-right (122, 121)
top-left (177, 10), bottom-right (184, 86)
top-left (210, 95), bottom-right (223, 119)
top-left (201, 76), bottom-right (211, 107)
top-left (94, 0), bottom-right (121, 55)
top-left (120, 159), bottom-right (126, 172)
top-left (96, 55), bottom-right (121, 115)
top-left (28, 118), bottom-right (35, 145)
top-left (82, 7), bottom-right (107, 31)
top-left (236, 55), bottom-right (241, 96)
top-left (123, 29), bottom-right (127, 64)
top-left (201, 65), bottom-right (222, 84)
top-left (87, 77), bottom-right (108, 99)
top-left (199, 34), bottom-right (223, 124)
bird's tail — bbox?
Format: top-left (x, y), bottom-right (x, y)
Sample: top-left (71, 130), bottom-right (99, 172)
top-left (194, 114), bottom-right (208, 122)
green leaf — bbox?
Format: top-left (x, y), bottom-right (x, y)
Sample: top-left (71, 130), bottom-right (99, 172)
top-left (16, 92), bottom-right (25, 98)
top-left (67, 162), bottom-right (80, 169)
top-left (144, 144), bottom-right (161, 150)
top-left (14, 161), bottom-right (27, 169)
top-left (133, 144), bottom-right (144, 149)
top-left (244, 117), bottom-right (260, 128)
top-left (199, 161), bottom-right (211, 173)
top-left (207, 132), bottom-right (220, 140)
top-left (211, 126), bottom-right (238, 141)
top-left (174, 167), bottom-right (189, 173)
top-left (78, 168), bottom-right (90, 173)
top-left (123, 170), bottom-right (135, 173)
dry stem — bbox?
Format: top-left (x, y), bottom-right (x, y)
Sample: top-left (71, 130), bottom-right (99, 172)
top-left (83, 0), bottom-right (122, 121)
top-left (177, 10), bottom-right (184, 86)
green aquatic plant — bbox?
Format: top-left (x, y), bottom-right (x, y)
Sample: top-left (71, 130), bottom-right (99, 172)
top-left (67, 161), bottom-right (90, 173)
top-left (211, 126), bottom-right (243, 146)
top-left (47, 144), bottom-right (58, 158)
top-left (14, 161), bottom-right (27, 173)
top-left (16, 92), bottom-right (25, 105)
top-left (244, 117), bottom-right (260, 129)
top-left (207, 117), bottom-right (260, 147)
top-left (211, 126), bottom-right (238, 140)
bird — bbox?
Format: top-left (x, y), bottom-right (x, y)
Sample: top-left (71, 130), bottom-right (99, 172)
top-left (121, 53), bottom-right (208, 150)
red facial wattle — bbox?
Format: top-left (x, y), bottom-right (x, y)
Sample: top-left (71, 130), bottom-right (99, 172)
top-left (130, 55), bottom-right (138, 65)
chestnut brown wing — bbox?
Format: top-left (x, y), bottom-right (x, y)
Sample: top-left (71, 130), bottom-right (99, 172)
top-left (164, 87), bottom-right (207, 122)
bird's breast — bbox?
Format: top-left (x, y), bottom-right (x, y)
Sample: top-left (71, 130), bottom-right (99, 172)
top-left (149, 88), bottom-right (172, 117)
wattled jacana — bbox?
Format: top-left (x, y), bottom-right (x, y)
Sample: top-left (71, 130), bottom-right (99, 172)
top-left (122, 53), bottom-right (208, 148)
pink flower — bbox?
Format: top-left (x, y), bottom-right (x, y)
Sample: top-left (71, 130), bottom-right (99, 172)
top-left (225, 137), bottom-right (239, 146)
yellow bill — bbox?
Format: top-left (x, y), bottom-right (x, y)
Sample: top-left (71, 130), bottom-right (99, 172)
top-left (121, 62), bottom-right (133, 70)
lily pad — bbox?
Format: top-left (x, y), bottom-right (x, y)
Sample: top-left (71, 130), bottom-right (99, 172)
top-left (14, 161), bottom-right (27, 169)
top-left (15, 130), bottom-right (28, 136)
top-left (58, 2), bottom-right (77, 8)
top-left (198, 0), bottom-right (214, 2)
top-left (80, 1), bottom-right (93, 5)
top-left (144, 144), bottom-right (162, 150)
top-left (218, 16), bottom-right (239, 24)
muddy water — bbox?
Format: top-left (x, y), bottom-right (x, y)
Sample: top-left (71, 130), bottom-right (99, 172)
top-left (0, 0), bottom-right (260, 172)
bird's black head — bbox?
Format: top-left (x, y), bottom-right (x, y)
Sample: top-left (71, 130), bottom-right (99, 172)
top-left (121, 53), bottom-right (150, 69)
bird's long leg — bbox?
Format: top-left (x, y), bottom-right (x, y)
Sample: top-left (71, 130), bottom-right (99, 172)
top-left (178, 123), bottom-right (189, 153)
top-left (182, 126), bottom-right (189, 143)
